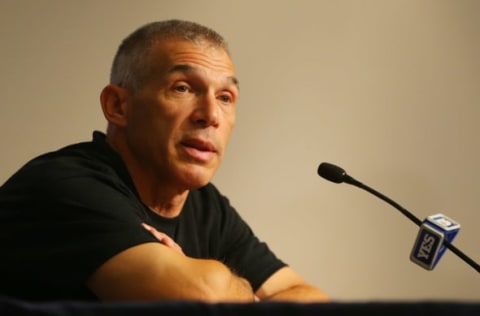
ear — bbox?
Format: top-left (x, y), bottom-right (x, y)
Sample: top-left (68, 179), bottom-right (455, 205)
top-left (100, 84), bottom-right (129, 127)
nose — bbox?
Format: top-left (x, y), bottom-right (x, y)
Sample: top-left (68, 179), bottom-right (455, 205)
top-left (191, 92), bottom-right (219, 128)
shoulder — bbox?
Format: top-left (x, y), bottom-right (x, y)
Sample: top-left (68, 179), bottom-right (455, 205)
top-left (2, 133), bottom-right (126, 192)
top-left (0, 133), bottom-right (140, 215)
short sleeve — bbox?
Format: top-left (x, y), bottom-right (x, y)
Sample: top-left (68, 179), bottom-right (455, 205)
top-left (206, 186), bottom-right (287, 291)
top-left (0, 155), bottom-right (158, 300)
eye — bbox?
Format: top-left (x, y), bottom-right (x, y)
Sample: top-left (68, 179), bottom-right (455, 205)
top-left (218, 93), bottom-right (234, 104)
top-left (174, 84), bottom-right (190, 93)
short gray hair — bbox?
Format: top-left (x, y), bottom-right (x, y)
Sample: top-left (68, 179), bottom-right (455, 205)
top-left (110, 19), bottom-right (230, 92)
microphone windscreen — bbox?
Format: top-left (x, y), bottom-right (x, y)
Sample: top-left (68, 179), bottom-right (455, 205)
top-left (317, 162), bottom-right (346, 183)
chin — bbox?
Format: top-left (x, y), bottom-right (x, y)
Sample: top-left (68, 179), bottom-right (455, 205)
top-left (182, 169), bottom-right (215, 189)
top-left (184, 177), bottom-right (211, 190)
top-left (173, 159), bottom-right (217, 189)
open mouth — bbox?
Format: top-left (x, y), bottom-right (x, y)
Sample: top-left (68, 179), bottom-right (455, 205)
top-left (181, 138), bottom-right (216, 152)
top-left (181, 138), bottom-right (217, 162)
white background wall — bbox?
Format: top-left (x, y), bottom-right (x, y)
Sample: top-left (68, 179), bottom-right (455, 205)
top-left (1, 0), bottom-right (479, 301)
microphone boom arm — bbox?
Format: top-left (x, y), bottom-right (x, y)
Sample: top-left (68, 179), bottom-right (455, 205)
top-left (318, 162), bottom-right (480, 273)
top-left (347, 176), bottom-right (480, 273)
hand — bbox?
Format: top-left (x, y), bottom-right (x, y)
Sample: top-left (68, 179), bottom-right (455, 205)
top-left (141, 223), bottom-right (184, 255)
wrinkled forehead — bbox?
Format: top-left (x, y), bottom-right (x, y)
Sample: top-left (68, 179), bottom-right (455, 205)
top-left (167, 63), bottom-right (239, 90)
top-left (152, 36), bottom-right (232, 62)
top-left (149, 38), bottom-right (237, 82)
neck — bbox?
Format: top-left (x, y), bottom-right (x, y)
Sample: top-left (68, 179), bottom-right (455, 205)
top-left (141, 185), bottom-right (189, 218)
top-left (127, 161), bottom-right (190, 219)
top-left (106, 130), bottom-right (189, 218)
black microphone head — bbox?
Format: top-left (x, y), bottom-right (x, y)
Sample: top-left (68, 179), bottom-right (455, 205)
top-left (317, 162), bottom-right (347, 183)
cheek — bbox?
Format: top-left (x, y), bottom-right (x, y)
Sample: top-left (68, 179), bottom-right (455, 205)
top-left (219, 118), bottom-right (235, 149)
top-left (130, 100), bottom-right (181, 131)
top-left (127, 101), bottom-right (155, 127)
top-left (224, 111), bottom-right (236, 135)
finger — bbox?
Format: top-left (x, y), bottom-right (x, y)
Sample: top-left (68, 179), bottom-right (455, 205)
top-left (141, 223), bottom-right (184, 254)
top-left (141, 223), bottom-right (166, 241)
top-left (161, 235), bottom-right (184, 254)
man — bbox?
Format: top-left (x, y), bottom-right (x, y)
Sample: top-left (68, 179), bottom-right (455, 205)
top-left (0, 20), bottom-right (329, 302)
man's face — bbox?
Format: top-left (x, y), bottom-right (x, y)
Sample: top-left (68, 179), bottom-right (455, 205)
top-left (122, 38), bottom-right (238, 190)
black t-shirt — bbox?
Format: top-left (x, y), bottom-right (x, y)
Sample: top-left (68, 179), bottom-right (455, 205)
top-left (0, 131), bottom-right (285, 301)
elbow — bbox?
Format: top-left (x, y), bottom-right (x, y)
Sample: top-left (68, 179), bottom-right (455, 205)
top-left (198, 260), bottom-right (254, 303)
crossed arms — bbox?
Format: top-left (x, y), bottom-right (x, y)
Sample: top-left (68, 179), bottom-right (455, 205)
top-left (86, 225), bottom-right (329, 303)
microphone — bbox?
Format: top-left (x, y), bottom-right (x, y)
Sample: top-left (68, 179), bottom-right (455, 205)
top-left (317, 162), bottom-right (480, 273)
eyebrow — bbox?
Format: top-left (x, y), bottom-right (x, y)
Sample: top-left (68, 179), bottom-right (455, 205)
top-left (167, 64), bottom-right (240, 89)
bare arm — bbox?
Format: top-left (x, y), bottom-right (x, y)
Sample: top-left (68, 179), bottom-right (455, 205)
top-left (255, 266), bottom-right (330, 302)
top-left (142, 224), bottom-right (329, 303)
top-left (86, 242), bottom-right (255, 302)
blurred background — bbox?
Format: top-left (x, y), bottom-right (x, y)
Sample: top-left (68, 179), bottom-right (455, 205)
top-left (1, 0), bottom-right (479, 301)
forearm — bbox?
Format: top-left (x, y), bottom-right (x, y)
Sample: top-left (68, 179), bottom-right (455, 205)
top-left (88, 243), bottom-right (256, 302)
top-left (255, 267), bottom-right (330, 303)
top-left (199, 259), bottom-right (255, 302)
top-left (142, 224), bottom-right (255, 302)
top-left (261, 283), bottom-right (330, 302)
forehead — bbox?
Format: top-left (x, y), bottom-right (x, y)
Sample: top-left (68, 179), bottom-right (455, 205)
top-left (150, 38), bottom-right (237, 81)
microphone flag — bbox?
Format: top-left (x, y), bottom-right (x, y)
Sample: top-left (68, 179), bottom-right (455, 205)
top-left (410, 214), bottom-right (460, 270)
